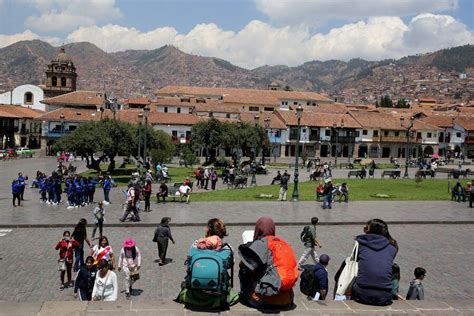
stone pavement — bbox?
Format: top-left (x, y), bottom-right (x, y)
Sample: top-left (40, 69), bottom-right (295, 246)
top-left (0, 225), bottom-right (473, 303)
top-left (2, 299), bottom-right (474, 315)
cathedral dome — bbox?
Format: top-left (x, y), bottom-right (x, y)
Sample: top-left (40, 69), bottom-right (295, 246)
top-left (53, 48), bottom-right (73, 64)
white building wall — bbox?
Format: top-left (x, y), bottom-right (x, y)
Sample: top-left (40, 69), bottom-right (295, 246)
top-left (156, 105), bottom-right (192, 114)
top-left (0, 84), bottom-right (45, 111)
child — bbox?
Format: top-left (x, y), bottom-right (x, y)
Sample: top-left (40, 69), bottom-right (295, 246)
top-left (298, 217), bottom-right (322, 269)
top-left (391, 264), bottom-right (400, 300)
top-left (406, 267), bottom-right (426, 300)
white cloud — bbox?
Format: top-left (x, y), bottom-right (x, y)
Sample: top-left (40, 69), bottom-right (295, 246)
top-left (24, 0), bottom-right (122, 33)
top-left (0, 30), bottom-right (40, 48)
top-left (63, 14), bottom-right (474, 68)
top-left (255, 0), bottom-right (459, 26)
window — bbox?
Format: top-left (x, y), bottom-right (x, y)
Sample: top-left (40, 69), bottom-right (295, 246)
top-left (24, 92), bottom-right (33, 105)
top-left (226, 114), bottom-right (230, 118)
top-left (68, 126), bottom-right (77, 132)
top-left (209, 112), bottom-right (213, 117)
top-left (355, 131), bottom-right (360, 137)
top-left (362, 129), bottom-right (368, 135)
top-left (249, 106), bottom-right (259, 111)
top-left (325, 129), bottom-right (331, 136)
top-left (164, 107), bottom-right (168, 113)
top-left (177, 108), bottom-right (181, 114)
top-left (61, 77), bottom-right (67, 87)
top-left (427, 132), bottom-right (432, 138)
top-left (264, 107), bottom-right (273, 111)
top-left (172, 130), bottom-right (178, 138)
top-left (188, 108), bottom-right (193, 114)
top-left (275, 130), bottom-right (281, 137)
top-left (395, 131), bottom-right (399, 137)
top-left (417, 132), bottom-right (422, 138)
top-left (456, 132), bottom-right (461, 138)
top-left (384, 131), bottom-right (389, 136)
top-left (307, 101), bottom-right (310, 105)
top-left (293, 101), bottom-right (298, 105)
top-left (373, 130), bottom-right (379, 137)
top-left (52, 76), bottom-right (57, 87)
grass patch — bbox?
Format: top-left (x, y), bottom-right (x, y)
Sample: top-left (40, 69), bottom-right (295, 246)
top-left (191, 179), bottom-right (452, 202)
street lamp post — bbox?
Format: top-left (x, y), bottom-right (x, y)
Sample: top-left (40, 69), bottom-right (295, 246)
top-left (143, 106), bottom-right (150, 165)
top-left (59, 114), bottom-right (65, 135)
top-left (400, 116), bottom-right (416, 178)
top-left (333, 123), bottom-right (338, 167)
top-left (291, 106), bottom-right (303, 201)
top-left (264, 118), bottom-right (271, 166)
top-left (251, 115), bottom-right (259, 187)
top-left (137, 113), bottom-right (143, 161)
top-left (236, 120), bottom-right (242, 175)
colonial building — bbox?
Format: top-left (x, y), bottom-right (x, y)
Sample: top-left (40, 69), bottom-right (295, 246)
top-left (0, 84), bottom-right (45, 111)
top-left (0, 105), bottom-right (42, 149)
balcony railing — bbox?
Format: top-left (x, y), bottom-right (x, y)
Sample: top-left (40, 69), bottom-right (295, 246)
top-left (309, 134), bottom-right (319, 141)
top-left (374, 135), bottom-right (420, 143)
top-left (330, 135), bottom-right (356, 143)
top-left (18, 129), bottom-right (29, 135)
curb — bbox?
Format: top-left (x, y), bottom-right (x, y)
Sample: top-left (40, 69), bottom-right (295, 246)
top-left (1, 220), bottom-right (474, 229)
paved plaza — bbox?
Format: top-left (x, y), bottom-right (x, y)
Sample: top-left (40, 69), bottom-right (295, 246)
top-left (1, 157), bottom-right (473, 312)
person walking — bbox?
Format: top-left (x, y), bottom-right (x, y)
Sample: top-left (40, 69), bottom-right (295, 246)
top-left (120, 183), bottom-right (140, 222)
top-left (12, 179), bottom-right (22, 207)
top-left (17, 172), bottom-right (27, 201)
top-left (153, 217), bottom-right (175, 266)
top-left (92, 202), bottom-right (105, 239)
top-left (143, 179), bottom-right (152, 212)
top-left (72, 219), bottom-right (92, 272)
top-left (102, 176), bottom-right (111, 204)
top-left (92, 259), bottom-right (118, 301)
top-left (90, 236), bottom-right (116, 270)
top-left (55, 230), bottom-right (80, 289)
top-left (203, 167), bottom-right (210, 190)
top-left (118, 238), bottom-right (142, 298)
top-left (210, 168), bottom-right (218, 190)
top-left (298, 217), bottom-right (322, 269)
top-left (74, 256), bottom-right (97, 301)
top-left (278, 171), bottom-right (290, 201)
top-left (322, 179), bottom-right (334, 209)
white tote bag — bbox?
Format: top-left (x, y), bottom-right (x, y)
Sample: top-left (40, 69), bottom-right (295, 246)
top-left (336, 241), bottom-right (359, 296)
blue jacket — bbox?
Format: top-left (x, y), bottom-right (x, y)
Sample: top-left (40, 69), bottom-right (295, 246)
top-left (352, 234), bottom-right (397, 305)
top-left (103, 179), bottom-right (111, 190)
top-left (74, 266), bottom-right (97, 293)
top-left (12, 182), bottom-right (22, 194)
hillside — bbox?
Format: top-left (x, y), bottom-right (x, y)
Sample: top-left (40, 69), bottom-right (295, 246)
top-left (0, 40), bottom-right (472, 99)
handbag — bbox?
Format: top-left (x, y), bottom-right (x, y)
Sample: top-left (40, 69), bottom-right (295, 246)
top-left (130, 269), bottom-right (140, 282)
top-left (57, 259), bottom-right (66, 271)
top-left (336, 241), bottom-right (359, 296)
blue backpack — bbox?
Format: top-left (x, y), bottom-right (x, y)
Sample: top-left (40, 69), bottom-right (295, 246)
top-left (185, 244), bottom-right (233, 295)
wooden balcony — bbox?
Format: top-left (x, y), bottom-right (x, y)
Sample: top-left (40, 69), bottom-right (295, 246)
top-left (373, 136), bottom-right (420, 143)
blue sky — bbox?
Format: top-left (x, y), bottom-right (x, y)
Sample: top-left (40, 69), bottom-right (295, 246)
top-left (0, 0), bottom-right (472, 68)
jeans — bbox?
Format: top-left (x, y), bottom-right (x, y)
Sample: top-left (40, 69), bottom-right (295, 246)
top-left (104, 189), bottom-right (110, 202)
top-left (92, 221), bottom-right (103, 238)
top-left (74, 244), bottom-right (84, 271)
top-left (323, 194), bottom-right (332, 208)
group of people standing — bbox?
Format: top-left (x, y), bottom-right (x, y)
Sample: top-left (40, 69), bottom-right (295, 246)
top-left (55, 222), bottom-right (141, 301)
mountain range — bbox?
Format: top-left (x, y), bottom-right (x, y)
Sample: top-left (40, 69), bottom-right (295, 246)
top-left (0, 40), bottom-right (472, 98)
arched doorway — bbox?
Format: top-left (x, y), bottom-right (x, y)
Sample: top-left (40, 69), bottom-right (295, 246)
top-left (358, 145), bottom-right (367, 158)
top-left (423, 146), bottom-right (434, 157)
top-left (52, 76), bottom-right (57, 86)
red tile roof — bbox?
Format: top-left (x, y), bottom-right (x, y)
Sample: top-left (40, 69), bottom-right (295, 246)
top-left (41, 91), bottom-right (105, 107)
top-left (240, 112), bottom-right (287, 129)
top-left (148, 112), bottom-right (201, 126)
top-left (0, 104), bottom-right (43, 119)
top-left (276, 110), bottom-right (361, 128)
top-left (157, 85), bottom-right (333, 106)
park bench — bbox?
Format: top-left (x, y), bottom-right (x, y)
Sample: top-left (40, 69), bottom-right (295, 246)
top-left (449, 170), bottom-right (467, 179)
top-left (166, 182), bottom-right (194, 202)
top-left (381, 170), bottom-right (401, 179)
top-left (353, 158), bottom-right (362, 164)
top-left (347, 170), bottom-right (363, 178)
top-left (416, 170), bottom-right (435, 179)
top-left (339, 162), bottom-right (355, 169)
top-left (228, 175), bottom-right (248, 189)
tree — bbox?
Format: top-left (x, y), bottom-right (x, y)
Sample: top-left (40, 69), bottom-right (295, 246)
top-left (396, 98), bottom-right (410, 108)
top-left (147, 129), bottom-right (175, 166)
top-left (180, 146), bottom-right (198, 167)
top-left (379, 95), bottom-right (393, 108)
top-left (57, 119), bottom-right (136, 172)
top-left (190, 118), bottom-right (224, 162)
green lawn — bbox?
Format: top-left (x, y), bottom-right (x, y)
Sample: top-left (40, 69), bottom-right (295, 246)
top-left (80, 164), bottom-right (138, 186)
top-left (191, 179), bottom-right (454, 202)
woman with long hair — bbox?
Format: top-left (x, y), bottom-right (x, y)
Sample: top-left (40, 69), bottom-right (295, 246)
top-left (351, 218), bottom-right (398, 306)
top-left (90, 236), bottom-right (116, 270)
top-left (72, 218), bottom-right (92, 272)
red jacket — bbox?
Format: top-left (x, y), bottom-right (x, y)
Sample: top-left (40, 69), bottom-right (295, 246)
top-left (55, 239), bottom-right (80, 262)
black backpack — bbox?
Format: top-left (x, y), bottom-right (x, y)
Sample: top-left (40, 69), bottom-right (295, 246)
top-left (300, 225), bottom-right (313, 244)
top-left (300, 266), bottom-right (319, 297)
